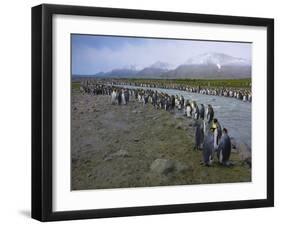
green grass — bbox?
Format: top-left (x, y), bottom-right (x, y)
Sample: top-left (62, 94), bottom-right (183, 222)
top-left (72, 82), bottom-right (80, 91)
top-left (115, 78), bottom-right (252, 88)
top-left (72, 78), bottom-right (251, 89)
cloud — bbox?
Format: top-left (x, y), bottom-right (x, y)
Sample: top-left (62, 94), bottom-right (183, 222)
top-left (72, 38), bottom-right (251, 75)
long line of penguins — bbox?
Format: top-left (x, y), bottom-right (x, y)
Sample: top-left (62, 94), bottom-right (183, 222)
top-left (80, 81), bottom-right (233, 167)
top-left (107, 80), bottom-right (252, 102)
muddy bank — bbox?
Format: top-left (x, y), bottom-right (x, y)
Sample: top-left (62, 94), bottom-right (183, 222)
top-left (71, 90), bottom-right (251, 190)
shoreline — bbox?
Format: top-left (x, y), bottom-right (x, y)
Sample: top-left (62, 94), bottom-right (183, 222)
top-left (114, 84), bottom-right (252, 150)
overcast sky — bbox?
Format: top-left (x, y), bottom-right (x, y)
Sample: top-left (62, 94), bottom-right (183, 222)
top-left (72, 34), bottom-right (251, 75)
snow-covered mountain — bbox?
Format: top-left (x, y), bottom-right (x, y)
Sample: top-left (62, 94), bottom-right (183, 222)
top-left (185, 52), bottom-right (250, 69)
top-left (149, 61), bottom-right (174, 70)
top-left (162, 52), bottom-right (251, 79)
top-left (92, 52), bottom-right (251, 79)
top-left (136, 61), bottom-right (174, 78)
top-left (95, 66), bottom-right (138, 78)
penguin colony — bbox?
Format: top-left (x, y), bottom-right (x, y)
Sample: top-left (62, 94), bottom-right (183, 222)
top-left (108, 80), bottom-right (252, 102)
top-left (79, 80), bottom-right (233, 167)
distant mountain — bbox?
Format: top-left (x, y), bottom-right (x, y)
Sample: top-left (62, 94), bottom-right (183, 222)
top-left (161, 52), bottom-right (251, 79)
top-left (136, 61), bottom-right (173, 78)
top-left (92, 66), bottom-right (138, 78)
top-left (105, 68), bottom-right (138, 77)
top-left (185, 52), bottom-right (249, 68)
top-left (149, 61), bottom-right (174, 70)
top-left (161, 64), bottom-right (251, 79)
top-left (94, 71), bottom-right (106, 76)
top-left (137, 68), bottom-right (167, 78)
top-left (90, 52), bottom-right (251, 79)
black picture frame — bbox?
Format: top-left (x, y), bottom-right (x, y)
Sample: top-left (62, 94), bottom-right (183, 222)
top-left (32, 4), bottom-right (274, 222)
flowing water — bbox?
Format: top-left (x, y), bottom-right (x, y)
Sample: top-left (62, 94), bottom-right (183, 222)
top-left (117, 85), bottom-right (251, 149)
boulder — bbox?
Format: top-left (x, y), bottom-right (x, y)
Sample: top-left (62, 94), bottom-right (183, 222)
top-left (174, 161), bottom-right (192, 173)
top-left (150, 159), bottom-right (175, 175)
top-left (112, 149), bottom-right (129, 158)
top-left (104, 149), bottom-right (130, 161)
top-left (230, 137), bottom-right (237, 149)
top-left (103, 156), bottom-right (113, 161)
top-left (83, 143), bottom-right (92, 149)
top-left (133, 138), bottom-right (140, 142)
top-left (174, 115), bottom-right (184, 119)
top-left (164, 121), bottom-right (176, 127)
top-left (237, 143), bottom-right (251, 158)
top-left (237, 143), bottom-right (252, 167)
top-left (175, 123), bottom-right (183, 129)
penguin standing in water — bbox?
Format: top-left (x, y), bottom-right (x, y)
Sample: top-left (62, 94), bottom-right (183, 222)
top-left (216, 128), bottom-right (232, 166)
top-left (243, 94), bottom-right (247, 102)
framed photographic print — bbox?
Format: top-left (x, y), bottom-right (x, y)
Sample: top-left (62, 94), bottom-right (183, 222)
top-left (32, 4), bottom-right (274, 221)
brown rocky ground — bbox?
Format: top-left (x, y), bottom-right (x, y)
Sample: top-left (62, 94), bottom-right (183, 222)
top-left (71, 89), bottom-right (251, 190)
